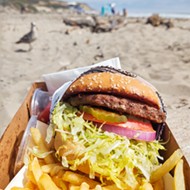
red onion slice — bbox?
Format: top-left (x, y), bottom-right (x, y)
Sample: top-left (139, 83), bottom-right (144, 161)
top-left (102, 123), bottom-right (156, 141)
top-left (82, 113), bottom-right (156, 141)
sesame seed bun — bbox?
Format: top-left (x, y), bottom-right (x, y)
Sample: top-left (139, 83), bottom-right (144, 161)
top-left (62, 66), bottom-right (163, 110)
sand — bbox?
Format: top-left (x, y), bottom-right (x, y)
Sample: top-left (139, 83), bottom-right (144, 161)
top-left (0, 8), bottom-right (190, 162)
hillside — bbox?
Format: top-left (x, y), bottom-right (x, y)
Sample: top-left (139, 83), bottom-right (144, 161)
top-left (0, 0), bottom-right (93, 13)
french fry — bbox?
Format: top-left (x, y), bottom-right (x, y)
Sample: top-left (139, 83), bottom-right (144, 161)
top-left (163, 172), bottom-right (174, 190)
top-left (80, 182), bottom-right (89, 190)
top-left (57, 169), bottom-right (66, 178)
top-left (30, 127), bottom-right (55, 164)
top-left (38, 173), bottom-right (61, 190)
top-left (10, 188), bottom-right (30, 190)
top-left (94, 185), bottom-right (102, 190)
top-left (31, 157), bottom-right (43, 183)
top-left (63, 171), bottom-right (100, 188)
top-left (174, 159), bottom-right (185, 190)
top-left (26, 169), bottom-right (36, 185)
top-left (152, 178), bottom-right (164, 190)
top-left (150, 149), bottom-right (183, 183)
top-left (25, 180), bottom-right (37, 190)
top-left (50, 165), bottom-right (65, 176)
top-left (101, 184), bottom-right (120, 190)
top-left (52, 175), bottom-right (68, 190)
top-left (139, 182), bottom-right (153, 190)
top-left (41, 163), bottom-right (62, 173)
top-left (68, 184), bottom-right (80, 190)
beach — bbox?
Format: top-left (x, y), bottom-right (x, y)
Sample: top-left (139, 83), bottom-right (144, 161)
top-left (0, 7), bottom-right (190, 163)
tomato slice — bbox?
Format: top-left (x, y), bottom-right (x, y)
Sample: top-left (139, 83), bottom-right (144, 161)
top-left (38, 102), bottom-right (51, 124)
top-left (82, 112), bottom-right (156, 141)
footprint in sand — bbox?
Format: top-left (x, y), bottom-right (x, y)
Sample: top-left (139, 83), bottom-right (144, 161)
top-left (149, 69), bottom-right (173, 81)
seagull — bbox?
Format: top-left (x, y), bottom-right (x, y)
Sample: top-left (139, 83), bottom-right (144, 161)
top-left (16, 22), bottom-right (37, 51)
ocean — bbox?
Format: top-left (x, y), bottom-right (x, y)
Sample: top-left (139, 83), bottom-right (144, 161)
top-left (65, 0), bottom-right (190, 18)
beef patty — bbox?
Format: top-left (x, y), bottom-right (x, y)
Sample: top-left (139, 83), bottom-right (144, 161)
top-left (67, 94), bottom-right (166, 123)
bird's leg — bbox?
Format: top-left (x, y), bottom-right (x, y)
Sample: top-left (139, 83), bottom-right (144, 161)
top-left (28, 43), bottom-right (33, 51)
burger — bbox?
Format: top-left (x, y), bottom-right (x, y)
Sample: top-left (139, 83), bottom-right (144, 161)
top-left (48, 66), bottom-right (166, 189)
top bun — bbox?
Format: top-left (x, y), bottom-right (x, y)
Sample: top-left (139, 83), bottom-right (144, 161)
top-left (62, 66), bottom-right (163, 110)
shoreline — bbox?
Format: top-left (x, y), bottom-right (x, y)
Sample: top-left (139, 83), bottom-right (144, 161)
top-left (127, 12), bottom-right (190, 19)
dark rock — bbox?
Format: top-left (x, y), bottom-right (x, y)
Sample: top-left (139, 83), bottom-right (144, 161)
top-left (146, 14), bottom-right (163, 27)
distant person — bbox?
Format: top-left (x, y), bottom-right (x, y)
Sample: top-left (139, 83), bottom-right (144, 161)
top-left (110, 3), bottom-right (116, 15)
top-left (101, 6), bottom-right (105, 16)
top-left (123, 8), bottom-right (127, 17)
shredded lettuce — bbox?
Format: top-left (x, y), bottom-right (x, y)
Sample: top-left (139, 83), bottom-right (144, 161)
top-left (28, 146), bottom-right (54, 158)
top-left (50, 102), bottom-right (165, 189)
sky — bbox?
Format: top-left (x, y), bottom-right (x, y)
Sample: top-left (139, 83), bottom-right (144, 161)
top-left (66, 0), bottom-right (190, 15)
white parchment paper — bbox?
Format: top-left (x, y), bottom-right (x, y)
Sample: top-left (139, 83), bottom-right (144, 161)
top-left (43, 57), bottom-right (121, 112)
top-left (43, 57), bottom-right (121, 95)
